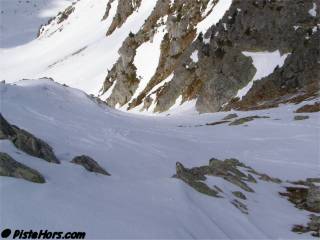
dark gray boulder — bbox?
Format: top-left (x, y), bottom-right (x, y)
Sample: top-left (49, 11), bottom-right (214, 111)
top-left (174, 157), bottom-right (284, 214)
top-left (71, 155), bottom-right (110, 176)
top-left (0, 114), bottom-right (60, 164)
top-left (11, 127), bottom-right (60, 164)
top-left (294, 115), bottom-right (309, 121)
top-left (232, 191), bottom-right (247, 200)
top-left (0, 152), bottom-right (45, 184)
top-left (0, 114), bottom-right (16, 139)
top-left (175, 162), bottom-right (219, 197)
top-left (229, 115), bottom-right (269, 126)
top-left (222, 113), bottom-right (238, 120)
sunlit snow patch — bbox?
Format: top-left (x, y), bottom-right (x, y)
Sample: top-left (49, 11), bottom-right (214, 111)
top-left (132, 26), bottom-right (166, 100)
top-left (197, 0), bottom-right (232, 35)
top-left (236, 50), bottom-right (290, 99)
top-left (190, 50), bottom-right (199, 63)
top-left (309, 2), bottom-right (317, 17)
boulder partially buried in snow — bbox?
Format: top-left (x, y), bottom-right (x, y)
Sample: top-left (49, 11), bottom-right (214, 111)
top-left (0, 114), bottom-right (60, 164)
top-left (292, 214), bottom-right (320, 237)
top-left (71, 155), bottom-right (110, 176)
top-left (280, 178), bottom-right (320, 213)
top-left (0, 152), bottom-right (45, 184)
top-left (174, 157), bottom-right (284, 214)
top-left (295, 102), bottom-right (320, 113)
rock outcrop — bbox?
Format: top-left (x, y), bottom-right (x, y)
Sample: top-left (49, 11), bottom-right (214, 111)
top-left (229, 115), bottom-right (269, 126)
top-left (71, 155), bottom-right (110, 176)
top-left (174, 157), bottom-right (282, 213)
top-left (0, 114), bottom-right (60, 164)
top-left (37, 0), bottom-right (319, 113)
top-left (296, 102), bottom-right (320, 113)
top-left (105, 0), bottom-right (142, 36)
top-left (0, 152), bottom-right (45, 184)
top-left (100, 0), bottom-right (319, 113)
top-left (294, 115), bottom-right (309, 121)
top-left (292, 214), bottom-right (320, 237)
top-left (100, 0), bottom-right (221, 110)
top-left (280, 178), bottom-right (320, 213)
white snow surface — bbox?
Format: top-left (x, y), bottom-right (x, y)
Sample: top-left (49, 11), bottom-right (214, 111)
top-left (132, 26), bottom-right (166, 100)
top-left (0, 1), bottom-right (319, 238)
top-left (0, 0), bottom-right (73, 48)
top-left (190, 50), bottom-right (199, 63)
top-left (309, 2), bottom-right (317, 17)
top-left (236, 50), bottom-right (290, 99)
top-left (0, 79), bottom-right (319, 239)
top-left (197, 0), bottom-right (233, 35)
top-left (0, 0), bottom-right (158, 95)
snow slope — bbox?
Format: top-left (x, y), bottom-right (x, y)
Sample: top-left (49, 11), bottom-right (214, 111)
top-left (0, 0), bottom-right (73, 48)
top-left (0, 0), bottom-right (158, 94)
top-left (1, 79), bottom-right (319, 239)
top-left (0, 0), bottom-right (235, 106)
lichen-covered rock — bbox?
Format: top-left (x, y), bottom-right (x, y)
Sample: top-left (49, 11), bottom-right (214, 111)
top-left (71, 155), bottom-right (110, 176)
top-left (0, 114), bottom-right (60, 164)
top-left (0, 152), bottom-right (45, 184)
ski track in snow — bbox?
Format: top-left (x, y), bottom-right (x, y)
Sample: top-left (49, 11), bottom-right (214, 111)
top-left (0, 79), bottom-right (319, 239)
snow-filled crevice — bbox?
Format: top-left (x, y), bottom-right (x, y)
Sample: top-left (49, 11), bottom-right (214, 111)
top-left (131, 25), bottom-right (167, 100)
top-left (236, 50), bottom-right (290, 100)
top-left (196, 0), bottom-right (232, 35)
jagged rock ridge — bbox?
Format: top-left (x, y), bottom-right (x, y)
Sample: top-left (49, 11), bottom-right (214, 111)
top-left (99, 0), bottom-right (319, 113)
top-left (36, 0), bottom-right (320, 113)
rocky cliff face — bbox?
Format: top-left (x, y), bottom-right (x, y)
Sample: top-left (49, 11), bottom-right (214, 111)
top-left (39, 0), bottom-right (320, 113)
top-left (100, 0), bottom-right (220, 109)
